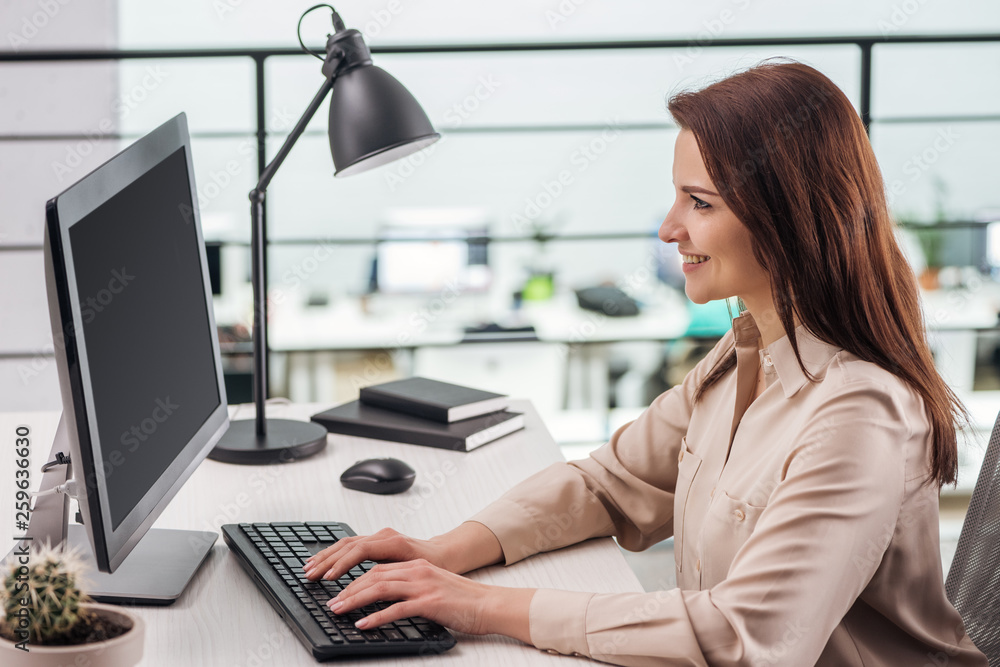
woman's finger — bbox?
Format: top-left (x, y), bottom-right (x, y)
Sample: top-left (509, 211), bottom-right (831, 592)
top-left (304, 534), bottom-right (392, 580)
top-left (352, 600), bottom-right (424, 631)
top-left (318, 535), bottom-right (417, 581)
top-left (305, 528), bottom-right (398, 569)
top-left (330, 579), bottom-right (416, 616)
top-left (335, 561), bottom-right (420, 600)
top-left (303, 536), bottom-right (359, 573)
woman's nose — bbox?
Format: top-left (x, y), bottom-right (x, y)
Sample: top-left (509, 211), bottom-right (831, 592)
top-left (658, 205), bottom-right (687, 244)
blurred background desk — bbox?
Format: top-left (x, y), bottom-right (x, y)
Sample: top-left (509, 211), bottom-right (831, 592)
top-left (264, 286), bottom-right (695, 419)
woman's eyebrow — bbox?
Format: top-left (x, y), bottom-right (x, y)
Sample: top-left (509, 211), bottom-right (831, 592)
top-left (680, 185), bottom-right (720, 197)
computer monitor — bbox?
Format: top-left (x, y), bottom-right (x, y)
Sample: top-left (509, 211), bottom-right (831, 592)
top-left (375, 225), bottom-right (491, 294)
top-left (25, 113), bottom-right (228, 604)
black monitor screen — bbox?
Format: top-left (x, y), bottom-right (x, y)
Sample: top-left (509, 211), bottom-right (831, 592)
top-left (69, 146), bottom-right (220, 530)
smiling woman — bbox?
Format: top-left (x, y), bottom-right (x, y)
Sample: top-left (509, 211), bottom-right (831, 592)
top-left (301, 60), bottom-right (989, 666)
top-left (660, 130), bottom-right (772, 314)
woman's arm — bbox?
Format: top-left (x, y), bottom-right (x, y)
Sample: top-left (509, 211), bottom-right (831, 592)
top-left (306, 331), bottom-right (735, 584)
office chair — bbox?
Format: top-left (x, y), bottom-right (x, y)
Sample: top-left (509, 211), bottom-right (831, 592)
top-left (945, 410), bottom-right (1000, 663)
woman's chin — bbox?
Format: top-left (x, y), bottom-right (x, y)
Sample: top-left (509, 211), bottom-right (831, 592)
top-left (684, 287), bottom-right (711, 305)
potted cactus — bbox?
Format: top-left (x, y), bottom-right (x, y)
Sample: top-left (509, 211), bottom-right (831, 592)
top-left (0, 541), bottom-right (144, 667)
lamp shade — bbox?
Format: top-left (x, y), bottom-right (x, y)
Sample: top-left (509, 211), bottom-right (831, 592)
top-left (329, 65), bottom-right (440, 177)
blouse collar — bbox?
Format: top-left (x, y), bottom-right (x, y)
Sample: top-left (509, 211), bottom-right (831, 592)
top-left (731, 311), bottom-right (842, 399)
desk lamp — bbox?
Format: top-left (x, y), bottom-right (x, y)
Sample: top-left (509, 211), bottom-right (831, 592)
top-left (209, 4), bottom-right (440, 464)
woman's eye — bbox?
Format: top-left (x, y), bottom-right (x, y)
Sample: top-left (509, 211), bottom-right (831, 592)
top-left (690, 195), bottom-right (710, 210)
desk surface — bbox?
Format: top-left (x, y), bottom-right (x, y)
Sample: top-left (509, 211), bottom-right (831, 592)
top-left (0, 401), bottom-right (643, 666)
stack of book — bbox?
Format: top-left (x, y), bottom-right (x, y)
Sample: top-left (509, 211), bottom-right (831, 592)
top-left (310, 377), bottom-right (524, 452)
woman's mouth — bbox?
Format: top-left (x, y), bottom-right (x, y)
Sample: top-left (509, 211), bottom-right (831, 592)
top-left (681, 254), bottom-right (710, 272)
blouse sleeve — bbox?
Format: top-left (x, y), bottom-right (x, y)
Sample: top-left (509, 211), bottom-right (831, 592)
top-left (468, 330), bottom-right (735, 564)
top-left (523, 379), bottom-right (913, 666)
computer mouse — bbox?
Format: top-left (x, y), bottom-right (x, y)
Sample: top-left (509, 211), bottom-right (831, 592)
top-left (340, 457), bottom-right (416, 495)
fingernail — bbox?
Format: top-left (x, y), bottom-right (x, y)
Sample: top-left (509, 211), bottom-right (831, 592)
top-left (303, 563), bottom-right (312, 572)
top-left (355, 618), bottom-right (369, 629)
top-left (329, 600), bottom-right (343, 613)
top-left (323, 569), bottom-right (334, 580)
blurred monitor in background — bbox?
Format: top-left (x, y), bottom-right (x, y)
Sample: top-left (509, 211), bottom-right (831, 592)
top-left (983, 212), bottom-right (1000, 274)
top-left (374, 208), bottom-right (491, 295)
top-left (937, 225), bottom-right (988, 270)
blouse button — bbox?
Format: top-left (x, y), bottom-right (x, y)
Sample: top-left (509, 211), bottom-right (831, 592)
top-left (695, 559), bottom-right (701, 572)
top-left (734, 509), bottom-right (746, 522)
top-left (710, 487), bottom-right (715, 498)
top-left (678, 448), bottom-right (685, 463)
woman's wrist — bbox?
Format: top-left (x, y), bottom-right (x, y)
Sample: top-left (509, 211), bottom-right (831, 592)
top-left (430, 521), bottom-right (504, 574)
top-left (485, 586), bottom-right (535, 644)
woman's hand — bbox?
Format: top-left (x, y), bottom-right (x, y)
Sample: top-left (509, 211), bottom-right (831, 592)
top-left (303, 522), bottom-right (503, 581)
top-left (304, 527), bottom-right (446, 581)
top-left (327, 558), bottom-right (534, 642)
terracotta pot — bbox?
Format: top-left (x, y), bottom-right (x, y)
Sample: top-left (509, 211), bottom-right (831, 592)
top-left (0, 602), bottom-right (144, 667)
top-left (918, 266), bottom-right (941, 291)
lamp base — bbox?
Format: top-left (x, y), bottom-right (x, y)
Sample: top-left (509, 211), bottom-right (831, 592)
top-left (208, 418), bottom-right (328, 464)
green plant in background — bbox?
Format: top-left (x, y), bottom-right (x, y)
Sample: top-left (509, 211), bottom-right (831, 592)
top-left (912, 225), bottom-right (944, 269)
top-left (521, 216), bottom-right (563, 301)
top-left (1, 542), bottom-right (92, 644)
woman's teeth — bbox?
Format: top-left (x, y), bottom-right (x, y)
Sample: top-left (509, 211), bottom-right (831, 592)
top-left (682, 255), bottom-right (710, 264)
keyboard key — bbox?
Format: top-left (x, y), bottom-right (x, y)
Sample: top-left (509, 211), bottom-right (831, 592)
top-left (383, 629), bottom-right (405, 642)
top-left (400, 625), bottom-right (423, 641)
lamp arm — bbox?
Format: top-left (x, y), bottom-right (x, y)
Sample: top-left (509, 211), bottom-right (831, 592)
top-left (247, 58), bottom-right (340, 436)
top-left (254, 75), bottom-right (336, 195)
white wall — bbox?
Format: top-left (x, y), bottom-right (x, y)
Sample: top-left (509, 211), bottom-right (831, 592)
top-left (0, 0), bottom-right (119, 410)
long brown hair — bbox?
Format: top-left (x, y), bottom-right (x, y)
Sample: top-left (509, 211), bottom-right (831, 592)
top-left (668, 59), bottom-right (964, 487)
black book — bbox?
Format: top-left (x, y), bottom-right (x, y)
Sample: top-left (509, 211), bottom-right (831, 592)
top-left (310, 401), bottom-right (524, 452)
top-left (359, 377), bottom-right (508, 423)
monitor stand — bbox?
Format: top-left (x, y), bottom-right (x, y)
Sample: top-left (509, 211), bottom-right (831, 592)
top-left (4, 414), bottom-right (217, 606)
top-left (65, 524), bottom-right (216, 606)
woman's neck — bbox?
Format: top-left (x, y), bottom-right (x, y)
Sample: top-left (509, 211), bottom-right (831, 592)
top-left (741, 297), bottom-right (800, 348)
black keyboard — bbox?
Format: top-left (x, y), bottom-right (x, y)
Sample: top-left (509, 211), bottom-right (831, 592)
top-left (221, 522), bottom-right (456, 660)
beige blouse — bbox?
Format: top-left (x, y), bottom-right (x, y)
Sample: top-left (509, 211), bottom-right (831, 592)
top-left (470, 311), bottom-right (987, 666)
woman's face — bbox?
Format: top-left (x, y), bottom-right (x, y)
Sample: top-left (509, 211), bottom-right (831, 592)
top-left (659, 129), bottom-right (771, 308)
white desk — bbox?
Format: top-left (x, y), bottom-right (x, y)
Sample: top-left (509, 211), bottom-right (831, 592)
top-left (0, 401), bottom-right (643, 666)
top-left (266, 288), bottom-right (692, 352)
